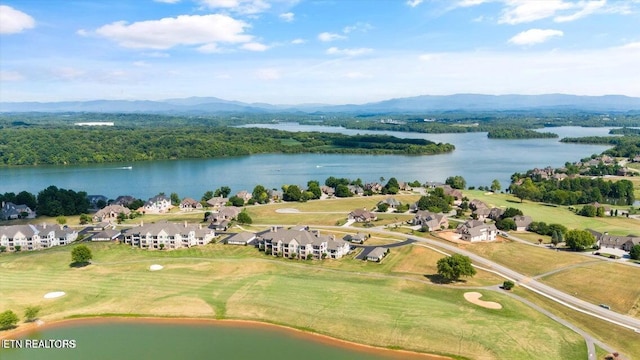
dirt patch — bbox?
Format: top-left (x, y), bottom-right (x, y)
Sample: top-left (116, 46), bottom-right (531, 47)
top-left (464, 292), bottom-right (502, 309)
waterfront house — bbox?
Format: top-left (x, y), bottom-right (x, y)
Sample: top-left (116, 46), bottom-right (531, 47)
top-left (412, 211), bottom-right (449, 231)
top-left (268, 189), bottom-right (283, 202)
top-left (366, 247), bottom-right (388, 262)
top-left (257, 227), bottom-right (350, 260)
top-left (206, 197), bottom-right (228, 211)
top-left (93, 204), bottom-right (131, 222)
top-left (235, 191), bottom-right (252, 204)
top-left (456, 220), bottom-right (497, 242)
top-left (348, 209), bottom-right (377, 222)
top-left (589, 230), bottom-right (640, 252)
top-left (0, 223), bottom-right (78, 252)
top-left (142, 194), bottom-right (172, 214)
top-left (1, 202), bottom-right (36, 220)
top-left (469, 199), bottom-right (488, 211)
top-left (320, 186), bottom-right (335, 196)
top-left (122, 221), bottom-right (215, 250)
top-left (179, 198), bottom-right (202, 211)
top-left (112, 195), bottom-right (136, 207)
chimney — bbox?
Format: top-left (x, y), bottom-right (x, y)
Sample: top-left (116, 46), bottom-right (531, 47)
top-left (43, 223), bottom-right (47, 229)
top-left (184, 220), bottom-right (188, 228)
top-left (140, 220), bottom-right (144, 227)
top-left (199, 224), bottom-right (202, 229)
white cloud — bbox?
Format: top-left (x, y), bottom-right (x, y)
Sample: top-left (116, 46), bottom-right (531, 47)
top-left (406, 0), bottom-right (424, 8)
top-left (0, 5), bottom-right (35, 34)
top-left (554, 0), bottom-right (606, 22)
top-left (76, 29), bottom-right (89, 37)
top-left (344, 72), bottom-right (372, 79)
top-left (242, 42), bottom-right (269, 51)
top-left (326, 47), bottom-right (373, 56)
top-left (499, 0), bottom-right (573, 24)
top-left (199, 0), bottom-right (270, 14)
top-left (95, 14), bottom-right (252, 49)
top-left (291, 38), bottom-right (305, 44)
top-left (133, 61), bottom-right (150, 67)
top-left (155, 0), bottom-right (181, 3)
top-left (457, 0), bottom-right (490, 7)
top-left (343, 22), bottom-right (372, 34)
top-left (619, 41), bottom-right (640, 49)
top-left (279, 12), bottom-right (294, 22)
top-left (52, 67), bottom-right (86, 80)
top-left (318, 32), bottom-right (346, 42)
top-left (508, 28), bottom-right (563, 45)
top-left (0, 70), bottom-right (24, 81)
top-left (256, 68), bottom-right (281, 80)
top-left (197, 43), bottom-right (224, 53)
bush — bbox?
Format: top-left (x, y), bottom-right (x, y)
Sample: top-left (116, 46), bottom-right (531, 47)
top-left (0, 310), bottom-right (19, 330)
top-left (71, 245), bottom-right (93, 265)
top-left (24, 306), bottom-right (41, 322)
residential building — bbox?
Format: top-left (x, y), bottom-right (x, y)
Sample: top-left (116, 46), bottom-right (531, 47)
top-left (412, 211), bottom-right (449, 231)
top-left (142, 194), bottom-right (172, 214)
top-left (122, 221), bottom-right (215, 250)
top-left (1, 202), bottom-right (36, 220)
top-left (179, 198), bottom-right (202, 211)
top-left (206, 197), bottom-right (228, 211)
top-left (513, 215), bottom-right (533, 231)
top-left (93, 204), bottom-right (131, 222)
top-left (456, 220), bottom-right (497, 242)
top-left (0, 224), bottom-right (78, 252)
top-left (258, 227), bottom-right (350, 260)
top-left (366, 247), bottom-right (389, 262)
top-left (348, 209), bottom-right (377, 222)
top-left (344, 232), bottom-right (367, 244)
top-left (589, 230), bottom-right (640, 252)
top-left (226, 232), bottom-right (257, 246)
top-left (378, 197), bottom-right (401, 210)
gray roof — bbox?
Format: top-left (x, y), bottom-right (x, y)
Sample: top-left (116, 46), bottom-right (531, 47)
top-left (367, 247), bottom-right (387, 259)
top-left (227, 232), bottom-right (256, 244)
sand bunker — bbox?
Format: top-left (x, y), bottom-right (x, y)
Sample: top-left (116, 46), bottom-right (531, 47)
top-left (464, 292), bottom-right (502, 309)
top-left (149, 264), bottom-right (164, 271)
top-left (44, 291), bottom-right (66, 299)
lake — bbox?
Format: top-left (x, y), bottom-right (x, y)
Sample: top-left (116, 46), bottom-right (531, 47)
top-left (0, 125), bottom-right (612, 199)
top-left (1, 319), bottom-right (440, 360)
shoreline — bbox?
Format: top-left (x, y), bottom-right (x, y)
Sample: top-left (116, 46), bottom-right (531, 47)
top-left (0, 316), bottom-right (453, 360)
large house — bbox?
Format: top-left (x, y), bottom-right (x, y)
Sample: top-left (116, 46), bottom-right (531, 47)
top-left (589, 230), bottom-right (640, 252)
top-left (513, 215), bottom-right (533, 231)
top-left (207, 206), bottom-right (241, 231)
top-left (412, 211), bottom-right (449, 231)
top-left (348, 209), bottom-right (377, 223)
top-left (206, 197), bottom-right (228, 211)
top-left (378, 197), bottom-right (401, 211)
top-left (0, 224), bottom-right (78, 252)
top-left (93, 204), bottom-right (131, 222)
top-left (112, 195), bottom-right (136, 207)
top-left (456, 220), bottom-right (497, 242)
top-left (1, 202), bottom-right (36, 220)
top-left (87, 195), bottom-right (109, 209)
top-left (366, 247), bottom-right (389, 262)
top-left (225, 232), bottom-right (257, 246)
top-left (179, 198), bottom-right (202, 212)
top-left (122, 221), bottom-right (215, 250)
top-left (257, 227), bottom-right (350, 260)
top-left (142, 194), bottom-right (172, 214)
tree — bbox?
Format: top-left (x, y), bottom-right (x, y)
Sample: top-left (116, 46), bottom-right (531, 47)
top-left (170, 192), bottom-right (180, 206)
top-left (445, 175), bottom-right (466, 190)
top-left (251, 185), bottom-right (269, 204)
top-left (490, 179), bottom-right (501, 193)
top-left (14, 245), bottom-right (21, 252)
top-left (214, 186), bottom-right (231, 198)
top-left (0, 310), bottom-right (19, 330)
top-left (96, 199), bottom-right (107, 209)
top-left (564, 229), bottom-right (596, 251)
top-left (71, 245), bottom-right (93, 265)
top-left (56, 215), bottom-right (67, 225)
top-left (551, 230), bottom-right (560, 247)
top-left (436, 254), bottom-right (476, 282)
top-left (579, 205), bottom-right (597, 217)
top-left (0, 246), bottom-right (6, 253)
top-left (201, 190), bottom-right (214, 202)
top-left (495, 218), bottom-right (516, 231)
top-left (307, 181), bottom-right (322, 200)
top-left (79, 213), bottom-right (91, 225)
top-left (159, 243), bottom-right (165, 250)
top-left (117, 212), bottom-right (127, 224)
top-left (228, 196), bottom-right (245, 207)
top-left (384, 177), bottom-right (400, 194)
top-left (282, 185), bottom-right (302, 201)
top-left (503, 280), bottom-right (515, 290)
top-left (501, 207), bottom-right (523, 219)
top-left (237, 211), bottom-right (253, 224)
top-left (24, 306), bottom-right (41, 322)
top-left (630, 244), bottom-right (640, 260)
top-left (335, 184), bottom-right (353, 198)
top-left (377, 203), bottom-right (389, 212)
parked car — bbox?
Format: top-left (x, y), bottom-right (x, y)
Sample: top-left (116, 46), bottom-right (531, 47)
top-left (599, 304), bottom-right (611, 310)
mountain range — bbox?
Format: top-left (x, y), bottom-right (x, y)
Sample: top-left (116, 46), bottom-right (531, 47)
top-left (1, 94), bottom-right (639, 113)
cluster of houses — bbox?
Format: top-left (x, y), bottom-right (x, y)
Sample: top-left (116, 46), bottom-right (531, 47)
top-left (1, 202), bottom-right (36, 221)
top-left (522, 153), bottom-right (637, 182)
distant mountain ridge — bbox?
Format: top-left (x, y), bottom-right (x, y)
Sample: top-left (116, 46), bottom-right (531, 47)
top-left (1, 94), bottom-right (639, 113)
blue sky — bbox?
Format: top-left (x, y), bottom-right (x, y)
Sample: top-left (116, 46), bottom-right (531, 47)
top-left (1, 0), bottom-right (639, 104)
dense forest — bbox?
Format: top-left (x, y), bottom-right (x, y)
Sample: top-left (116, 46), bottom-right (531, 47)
top-left (0, 124), bottom-right (454, 166)
top-left (609, 127), bottom-right (640, 135)
top-left (487, 128), bottom-right (558, 139)
top-left (509, 177), bottom-right (635, 206)
top-left (560, 136), bottom-right (640, 158)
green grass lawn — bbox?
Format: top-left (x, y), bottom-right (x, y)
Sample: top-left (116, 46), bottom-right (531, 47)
top-left (0, 242), bottom-right (586, 360)
top-left (463, 190), bottom-right (639, 235)
top-left (539, 262), bottom-right (640, 318)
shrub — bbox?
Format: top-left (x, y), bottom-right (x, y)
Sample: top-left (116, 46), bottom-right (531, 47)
top-left (503, 280), bottom-right (515, 290)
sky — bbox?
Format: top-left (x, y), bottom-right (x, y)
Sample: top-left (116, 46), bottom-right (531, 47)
top-left (1, 0), bottom-right (639, 104)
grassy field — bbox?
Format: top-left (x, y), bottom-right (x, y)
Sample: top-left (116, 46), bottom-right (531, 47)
top-left (0, 242), bottom-right (586, 360)
top-left (512, 287), bottom-right (640, 359)
top-left (540, 262), bottom-right (640, 318)
top-left (463, 190), bottom-right (640, 235)
top-left (455, 239), bottom-right (596, 277)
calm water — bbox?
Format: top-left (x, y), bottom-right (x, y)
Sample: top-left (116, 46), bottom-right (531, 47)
top-left (1, 321), bottom-right (426, 360)
top-left (0, 126), bottom-right (612, 199)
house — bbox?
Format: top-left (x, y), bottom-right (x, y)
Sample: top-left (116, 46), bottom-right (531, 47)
top-left (348, 209), bottom-right (377, 222)
top-left (208, 206), bottom-right (241, 230)
top-left (412, 211), bottom-right (449, 231)
top-left (226, 232), bottom-right (257, 245)
top-left (320, 186), bottom-right (335, 196)
top-left (617, 167), bottom-right (630, 176)
top-left (257, 227), bottom-right (350, 260)
top-left (398, 182), bottom-right (412, 191)
top-left (1, 202), bottom-right (36, 220)
top-left (469, 199), bottom-right (488, 211)
top-left (268, 189), bottom-right (283, 202)
top-left (93, 204), bottom-right (131, 222)
top-left (87, 195), bottom-right (109, 209)
top-left (364, 182), bottom-right (383, 194)
top-left (347, 185), bottom-right (364, 196)
top-left (440, 185), bottom-right (463, 202)
top-left (472, 207), bottom-right (492, 221)
top-left (235, 191), bottom-right (252, 204)
top-left (179, 198), bottom-right (202, 211)
top-left (632, 155), bottom-right (640, 163)
top-left (456, 220), bottom-right (497, 242)
top-left (366, 247), bottom-right (389, 262)
top-left (488, 208), bottom-right (504, 221)
top-left (589, 230), bottom-right (640, 252)
top-left (0, 223), bottom-right (78, 252)
top-left (552, 173), bottom-right (568, 182)
top-left (206, 197), bottom-right (228, 211)
top-left (112, 195), bottom-right (136, 207)
top-left (344, 232), bottom-right (367, 244)
top-left (513, 215), bottom-right (533, 231)
top-left (122, 221), bottom-right (215, 250)
top-left (378, 197), bottom-right (401, 210)
top-left (92, 228), bottom-right (121, 242)
top-left (142, 194), bottom-right (172, 214)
